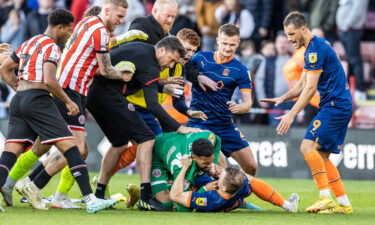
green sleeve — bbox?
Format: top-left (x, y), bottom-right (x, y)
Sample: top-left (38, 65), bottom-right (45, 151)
top-left (213, 135), bottom-right (222, 164)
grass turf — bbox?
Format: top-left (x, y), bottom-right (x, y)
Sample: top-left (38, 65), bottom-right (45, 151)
top-left (1, 174), bottom-right (374, 225)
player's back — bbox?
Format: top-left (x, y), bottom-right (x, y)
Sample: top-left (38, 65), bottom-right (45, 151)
top-left (189, 51), bottom-right (252, 123)
top-left (57, 16), bottom-right (109, 96)
top-left (304, 36), bottom-right (352, 108)
top-left (13, 34), bottom-right (60, 83)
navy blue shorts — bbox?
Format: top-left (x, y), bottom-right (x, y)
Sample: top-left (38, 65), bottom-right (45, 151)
top-left (304, 105), bottom-right (352, 154)
top-left (134, 106), bottom-right (163, 135)
top-left (187, 119), bottom-right (249, 157)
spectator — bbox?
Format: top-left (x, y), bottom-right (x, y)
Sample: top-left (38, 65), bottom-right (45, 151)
top-left (336, 0), bottom-right (369, 101)
top-left (260, 40), bottom-right (276, 57)
top-left (239, 0), bottom-right (273, 47)
top-left (195, 0), bottom-right (222, 51)
top-left (309, 0), bottom-right (338, 42)
top-left (24, 0), bottom-right (54, 39)
top-left (255, 33), bottom-right (293, 126)
top-left (70, 0), bottom-right (91, 27)
top-left (170, 1), bottom-right (199, 35)
top-left (214, 0), bottom-right (255, 40)
top-left (239, 40), bottom-right (263, 76)
top-left (1, 9), bottom-right (26, 51)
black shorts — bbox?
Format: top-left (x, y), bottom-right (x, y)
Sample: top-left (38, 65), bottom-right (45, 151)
top-left (6, 89), bottom-right (74, 147)
top-left (87, 81), bottom-right (154, 147)
top-left (53, 88), bottom-right (87, 131)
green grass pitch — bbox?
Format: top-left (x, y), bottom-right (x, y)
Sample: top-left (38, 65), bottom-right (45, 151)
top-left (1, 174), bottom-right (374, 225)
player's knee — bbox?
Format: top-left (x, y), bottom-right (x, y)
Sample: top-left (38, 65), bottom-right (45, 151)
top-left (243, 161), bottom-right (257, 176)
top-left (78, 142), bottom-right (88, 159)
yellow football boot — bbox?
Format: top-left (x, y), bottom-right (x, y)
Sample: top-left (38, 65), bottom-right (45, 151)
top-left (306, 196), bottom-right (335, 213)
top-left (318, 204), bottom-right (353, 214)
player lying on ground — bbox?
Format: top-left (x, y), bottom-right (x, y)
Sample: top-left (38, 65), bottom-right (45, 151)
top-left (170, 156), bottom-right (299, 213)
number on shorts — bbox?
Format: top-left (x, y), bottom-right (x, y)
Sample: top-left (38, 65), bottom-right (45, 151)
top-left (312, 120), bottom-right (321, 131)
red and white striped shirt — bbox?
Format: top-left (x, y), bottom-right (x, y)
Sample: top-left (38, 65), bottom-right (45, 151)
top-left (57, 16), bottom-right (109, 96)
top-left (12, 34), bottom-right (61, 82)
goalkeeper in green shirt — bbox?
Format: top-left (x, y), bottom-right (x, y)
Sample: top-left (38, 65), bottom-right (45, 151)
top-left (145, 131), bottom-right (221, 211)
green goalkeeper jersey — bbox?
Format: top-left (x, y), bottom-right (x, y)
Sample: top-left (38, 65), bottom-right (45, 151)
top-left (153, 131), bottom-right (221, 184)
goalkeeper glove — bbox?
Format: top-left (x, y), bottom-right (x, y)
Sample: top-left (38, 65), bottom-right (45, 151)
top-left (109, 30), bottom-right (149, 48)
top-left (114, 61), bottom-right (136, 74)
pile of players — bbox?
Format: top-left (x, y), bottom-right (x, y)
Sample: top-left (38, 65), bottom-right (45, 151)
top-left (0, 0), bottom-right (353, 214)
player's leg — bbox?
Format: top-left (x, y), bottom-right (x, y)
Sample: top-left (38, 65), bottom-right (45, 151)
top-left (151, 159), bottom-right (173, 211)
top-left (1, 143), bottom-right (44, 206)
top-left (111, 142), bottom-right (137, 175)
top-left (318, 151), bottom-right (353, 214)
top-left (0, 142), bottom-right (27, 212)
top-left (302, 106), bottom-right (352, 213)
top-left (248, 176), bottom-right (299, 213)
top-left (230, 147), bottom-right (257, 176)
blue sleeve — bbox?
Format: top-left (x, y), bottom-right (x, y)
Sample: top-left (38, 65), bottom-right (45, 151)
top-left (172, 94), bottom-right (189, 116)
top-left (188, 191), bottom-right (220, 212)
top-left (236, 67), bottom-right (252, 91)
top-left (193, 174), bottom-right (214, 189)
top-left (304, 42), bottom-right (325, 72)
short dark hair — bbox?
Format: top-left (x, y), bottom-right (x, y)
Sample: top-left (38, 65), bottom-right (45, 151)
top-left (105, 0), bottom-right (129, 8)
top-left (48, 8), bottom-right (74, 26)
top-left (176, 28), bottom-right (201, 47)
top-left (155, 36), bottom-right (186, 58)
top-left (223, 167), bottom-right (244, 194)
top-left (219, 23), bottom-right (240, 37)
top-left (283, 11), bottom-right (308, 28)
top-left (84, 6), bottom-right (102, 17)
top-left (191, 138), bottom-right (213, 157)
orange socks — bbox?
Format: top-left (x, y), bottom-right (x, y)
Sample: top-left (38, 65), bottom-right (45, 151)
top-left (304, 150), bottom-right (330, 191)
top-left (325, 160), bottom-right (346, 197)
top-left (250, 177), bottom-right (284, 207)
top-left (111, 144), bottom-right (137, 176)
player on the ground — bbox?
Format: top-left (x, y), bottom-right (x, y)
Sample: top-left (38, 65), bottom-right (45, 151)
top-left (87, 36), bottom-right (200, 210)
top-left (170, 156), bottom-right (299, 213)
top-left (187, 24), bottom-right (257, 176)
top-left (261, 11), bottom-right (353, 214)
top-left (0, 8), bottom-right (117, 213)
top-left (1, 0), bottom-right (132, 209)
top-left (150, 131), bottom-right (221, 211)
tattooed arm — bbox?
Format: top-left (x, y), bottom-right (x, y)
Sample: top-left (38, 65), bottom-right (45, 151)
top-left (96, 52), bottom-right (125, 80)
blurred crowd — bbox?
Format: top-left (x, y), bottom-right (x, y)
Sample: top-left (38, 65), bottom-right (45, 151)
top-left (1, 0), bottom-right (375, 127)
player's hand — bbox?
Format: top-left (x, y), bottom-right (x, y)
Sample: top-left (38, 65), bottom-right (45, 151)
top-left (187, 109), bottom-right (207, 121)
top-left (0, 43), bottom-right (11, 53)
top-left (260, 96), bottom-right (285, 106)
top-left (204, 181), bottom-right (218, 191)
top-left (275, 112), bottom-right (295, 135)
top-left (177, 125), bottom-right (201, 134)
top-left (226, 101), bottom-right (244, 114)
top-left (163, 83), bottom-right (184, 98)
top-left (66, 101), bottom-right (79, 116)
top-left (115, 61), bottom-right (135, 82)
top-left (160, 76), bottom-right (184, 85)
top-left (207, 164), bottom-right (222, 178)
top-left (181, 155), bottom-right (192, 170)
top-left (197, 75), bottom-right (218, 91)
top-left (116, 30), bottom-right (148, 44)
top-left (0, 51), bottom-right (11, 63)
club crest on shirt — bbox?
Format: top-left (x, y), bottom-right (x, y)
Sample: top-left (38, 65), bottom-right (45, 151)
top-left (309, 53), bottom-right (317, 63)
top-left (222, 68), bottom-right (230, 76)
top-left (195, 197), bottom-right (207, 206)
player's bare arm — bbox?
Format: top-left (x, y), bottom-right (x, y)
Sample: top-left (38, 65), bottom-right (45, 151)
top-left (0, 56), bottom-right (19, 91)
top-left (43, 62), bottom-right (79, 116)
top-left (260, 71), bottom-right (307, 106)
top-left (96, 53), bottom-right (128, 81)
top-left (276, 71), bottom-right (320, 135)
top-left (169, 155), bottom-right (192, 206)
top-left (226, 91), bottom-right (252, 114)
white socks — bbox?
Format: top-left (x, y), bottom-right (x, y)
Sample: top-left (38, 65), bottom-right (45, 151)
top-left (337, 195), bottom-right (351, 206)
top-left (319, 189), bottom-right (331, 198)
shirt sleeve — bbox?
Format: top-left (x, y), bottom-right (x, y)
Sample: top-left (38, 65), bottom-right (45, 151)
top-left (236, 67), bottom-right (252, 92)
top-left (137, 66), bottom-right (160, 87)
top-left (11, 42), bottom-right (26, 63)
top-left (188, 191), bottom-right (220, 212)
top-left (43, 45), bottom-right (61, 66)
top-left (92, 27), bottom-right (109, 53)
top-left (304, 44), bottom-right (325, 72)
